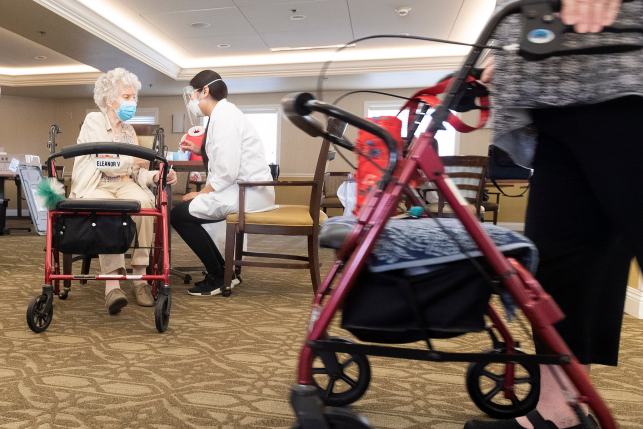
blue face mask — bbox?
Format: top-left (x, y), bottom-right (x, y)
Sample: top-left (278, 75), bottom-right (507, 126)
top-left (112, 99), bottom-right (137, 122)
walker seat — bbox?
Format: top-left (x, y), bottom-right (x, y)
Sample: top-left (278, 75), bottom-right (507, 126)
top-left (320, 216), bottom-right (537, 272)
top-left (56, 198), bottom-right (141, 212)
top-left (320, 217), bottom-right (537, 343)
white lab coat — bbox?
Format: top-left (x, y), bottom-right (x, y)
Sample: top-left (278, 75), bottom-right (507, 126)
top-left (189, 99), bottom-right (276, 220)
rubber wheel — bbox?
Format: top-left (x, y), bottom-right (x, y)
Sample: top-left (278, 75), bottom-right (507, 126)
top-left (155, 294), bottom-right (170, 333)
top-left (466, 349), bottom-right (540, 419)
top-left (58, 290), bottom-right (68, 300)
top-left (291, 407), bottom-right (373, 429)
top-left (27, 295), bottom-right (53, 333)
top-left (312, 338), bottom-right (371, 407)
top-left (222, 289), bottom-right (232, 297)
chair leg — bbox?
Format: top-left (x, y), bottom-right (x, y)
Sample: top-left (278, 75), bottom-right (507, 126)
top-left (308, 233), bottom-right (321, 294)
top-left (493, 208), bottom-right (498, 225)
top-left (63, 253), bottom-right (72, 291)
top-left (224, 224), bottom-right (236, 291)
top-left (80, 255), bottom-right (91, 285)
top-left (234, 232), bottom-right (244, 276)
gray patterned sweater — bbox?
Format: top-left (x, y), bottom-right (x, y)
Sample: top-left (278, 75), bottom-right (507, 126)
top-left (492, 0), bottom-right (643, 167)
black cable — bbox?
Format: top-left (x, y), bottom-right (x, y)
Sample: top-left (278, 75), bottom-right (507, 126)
top-left (317, 34), bottom-right (501, 101)
top-left (333, 90), bottom-right (422, 106)
top-left (331, 143), bottom-right (357, 171)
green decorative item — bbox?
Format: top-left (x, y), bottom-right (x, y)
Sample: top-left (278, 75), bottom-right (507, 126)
top-left (36, 178), bottom-right (66, 210)
top-left (408, 206), bottom-right (424, 217)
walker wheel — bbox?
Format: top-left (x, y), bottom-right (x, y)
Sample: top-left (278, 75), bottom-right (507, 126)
top-left (26, 295), bottom-right (53, 333)
top-left (291, 407), bottom-right (373, 429)
top-left (312, 337), bottom-right (371, 407)
top-left (155, 294), bottom-right (171, 333)
top-left (183, 274), bottom-right (192, 285)
top-left (58, 290), bottom-right (68, 300)
top-left (222, 288), bottom-right (232, 297)
top-left (466, 349), bottom-right (540, 419)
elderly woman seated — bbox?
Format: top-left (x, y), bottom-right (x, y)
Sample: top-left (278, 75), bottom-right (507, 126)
top-left (70, 68), bottom-right (177, 315)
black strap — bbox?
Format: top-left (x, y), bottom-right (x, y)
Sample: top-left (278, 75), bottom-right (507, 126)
top-left (490, 177), bottom-right (530, 198)
top-left (526, 410), bottom-right (556, 429)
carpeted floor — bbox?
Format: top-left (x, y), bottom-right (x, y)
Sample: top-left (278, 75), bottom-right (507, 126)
top-left (1, 218), bottom-right (643, 428)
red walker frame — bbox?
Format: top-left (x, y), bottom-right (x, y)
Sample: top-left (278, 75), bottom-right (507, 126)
top-left (294, 116), bottom-right (614, 429)
top-left (285, 3), bottom-right (617, 427)
top-left (31, 144), bottom-right (172, 334)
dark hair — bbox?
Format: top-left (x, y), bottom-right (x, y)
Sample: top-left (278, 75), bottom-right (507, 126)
top-left (190, 70), bottom-right (228, 170)
top-left (190, 70), bottom-right (228, 101)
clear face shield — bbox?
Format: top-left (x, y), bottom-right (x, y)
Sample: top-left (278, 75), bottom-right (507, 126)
top-left (181, 85), bottom-right (199, 128)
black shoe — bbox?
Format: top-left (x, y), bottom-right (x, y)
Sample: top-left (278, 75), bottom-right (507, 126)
top-left (187, 272), bottom-right (233, 296)
top-left (464, 411), bottom-right (598, 429)
top-left (193, 271), bottom-right (241, 289)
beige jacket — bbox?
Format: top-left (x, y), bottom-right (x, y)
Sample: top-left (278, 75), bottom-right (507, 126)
top-left (70, 111), bottom-right (157, 204)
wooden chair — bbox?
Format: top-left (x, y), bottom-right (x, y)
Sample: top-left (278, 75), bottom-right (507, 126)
top-left (422, 156), bottom-right (489, 219)
top-left (223, 119), bottom-right (347, 293)
top-left (62, 126), bottom-right (164, 289)
top-left (482, 191), bottom-right (500, 225)
top-left (131, 125), bottom-right (161, 151)
top-left (321, 170), bottom-right (350, 214)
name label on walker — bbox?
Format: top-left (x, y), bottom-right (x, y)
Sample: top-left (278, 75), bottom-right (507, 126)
top-left (95, 154), bottom-right (121, 169)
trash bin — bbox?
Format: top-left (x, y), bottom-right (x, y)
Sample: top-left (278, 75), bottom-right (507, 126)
top-left (0, 199), bottom-right (9, 235)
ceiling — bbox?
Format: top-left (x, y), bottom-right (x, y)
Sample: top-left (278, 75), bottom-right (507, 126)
top-left (0, 26), bottom-right (95, 71)
top-left (72, 0), bottom-right (494, 68)
top-left (0, 0), bottom-right (494, 98)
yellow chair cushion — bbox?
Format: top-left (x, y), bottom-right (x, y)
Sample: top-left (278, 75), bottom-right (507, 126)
top-left (226, 205), bottom-right (328, 226)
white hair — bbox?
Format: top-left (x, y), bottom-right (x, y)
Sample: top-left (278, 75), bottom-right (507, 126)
top-left (93, 68), bottom-right (142, 112)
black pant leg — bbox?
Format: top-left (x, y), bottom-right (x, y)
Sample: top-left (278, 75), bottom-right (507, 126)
top-left (528, 97), bottom-right (642, 365)
top-left (170, 200), bottom-right (225, 275)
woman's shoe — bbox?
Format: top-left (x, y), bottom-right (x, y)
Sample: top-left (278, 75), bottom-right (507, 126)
top-left (132, 282), bottom-right (154, 307)
top-left (188, 273), bottom-right (233, 296)
top-left (464, 411), bottom-right (598, 429)
top-left (105, 288), bottom-right (128, 315)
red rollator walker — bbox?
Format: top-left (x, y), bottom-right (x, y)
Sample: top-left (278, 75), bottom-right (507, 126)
top-left (281, 0), bottom-right (640, 427)
top-left (26, 142), bottom-right (173, 334)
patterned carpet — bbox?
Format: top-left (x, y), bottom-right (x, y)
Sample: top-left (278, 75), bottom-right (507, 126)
top-left (1, 218), bottom-right (642, 428)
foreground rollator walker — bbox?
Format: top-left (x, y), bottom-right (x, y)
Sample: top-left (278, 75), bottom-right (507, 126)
top-left (282, 0), bottom-right (641, 427)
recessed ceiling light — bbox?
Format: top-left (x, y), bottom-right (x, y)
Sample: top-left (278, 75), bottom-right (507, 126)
top-left (290, 15), bottom-right (306, 21)
top-left (34, 56), bottom-right (47, 60)
top-left (217, 44), bottom-right (231, 48)
top-left (271, 43), bottom-right (356, 52)
top-left (396, 7), bottom-right (411, 16)
top-left (190, 22), bottom-right (211, 29)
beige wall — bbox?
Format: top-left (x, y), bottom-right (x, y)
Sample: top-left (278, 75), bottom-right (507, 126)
top-left (136, 88), bottom-right (428, 177)
top-left (0, 87), bottom-right (527, 223)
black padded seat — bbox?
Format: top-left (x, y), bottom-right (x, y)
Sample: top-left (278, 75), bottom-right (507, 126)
top-left (56, 198), bottom-right (141, 212)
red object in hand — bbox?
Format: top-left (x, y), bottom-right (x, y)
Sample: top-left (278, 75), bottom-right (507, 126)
top-left (353, 116), bottom-right (404, 216)
top-left (186, 126), bottom-right (205, 161)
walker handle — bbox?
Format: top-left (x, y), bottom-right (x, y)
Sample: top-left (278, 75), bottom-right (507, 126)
top-left (60, 142), bottom-right (164, 163)
top-left (282, 92), bottom-right (398, 182)
top-left (49, 142), bottom-right (170, 188)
